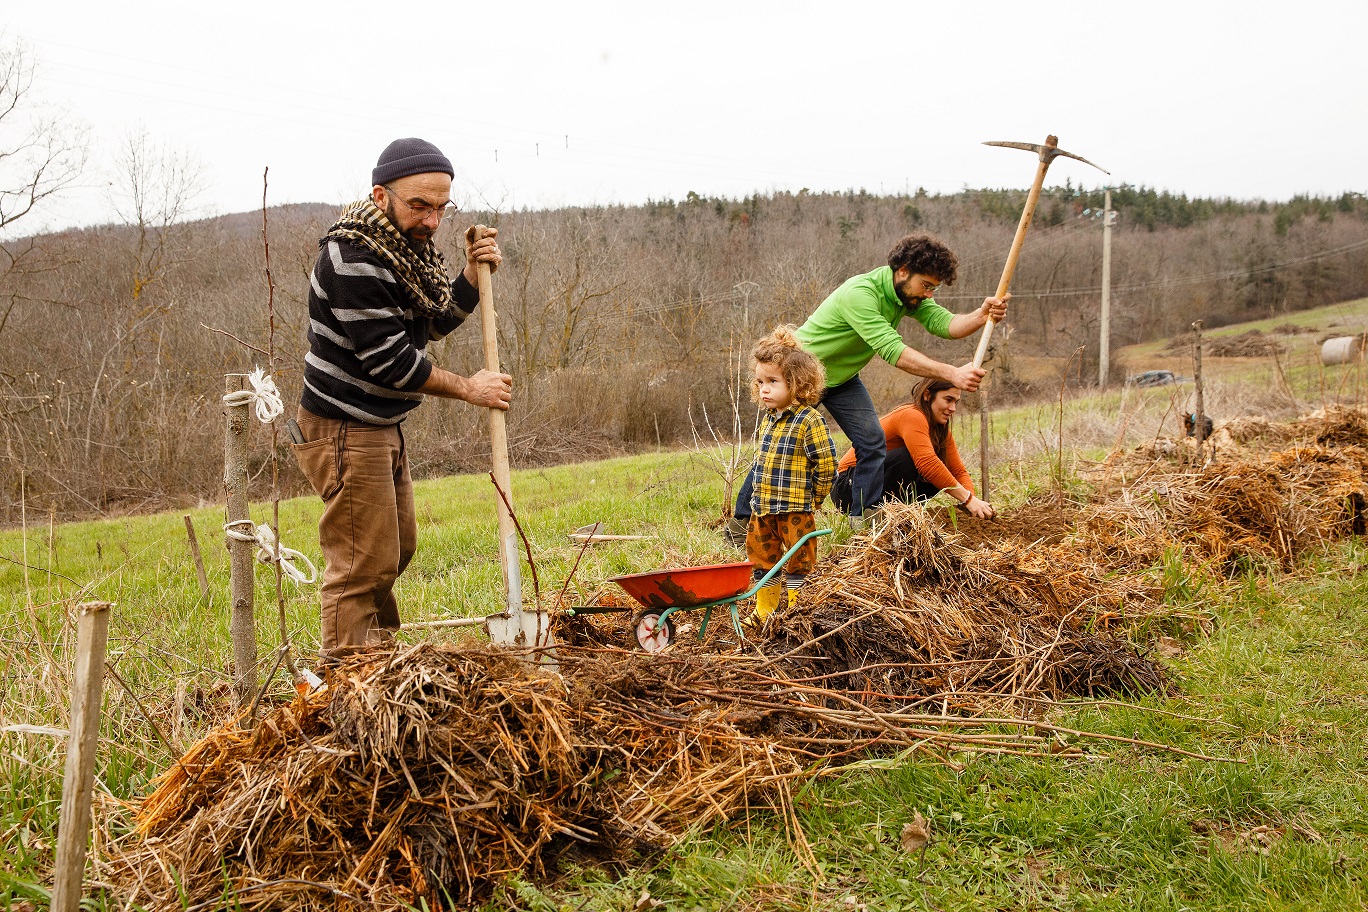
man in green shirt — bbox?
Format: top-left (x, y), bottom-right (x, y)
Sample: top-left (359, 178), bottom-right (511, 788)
top-left (730, 234), bottom-right (1009, 535)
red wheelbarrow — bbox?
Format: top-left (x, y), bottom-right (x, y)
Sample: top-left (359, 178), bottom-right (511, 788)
top-left (567, 528), bottom-right (831, 651)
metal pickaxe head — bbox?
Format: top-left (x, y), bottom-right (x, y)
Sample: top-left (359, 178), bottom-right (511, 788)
top-left (983, 134), bottom-right (1109, 175)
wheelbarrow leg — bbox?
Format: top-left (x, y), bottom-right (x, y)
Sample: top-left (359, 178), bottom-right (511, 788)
top-left (723, 528), bottom-right (833, 639)
top-left (732, 528), bottom-right (833, 629)
top-left (698, 603), bottom-right (715, 640)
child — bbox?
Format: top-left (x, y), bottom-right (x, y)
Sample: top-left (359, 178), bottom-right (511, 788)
top-left (744, 326), bottom-right (838, 624)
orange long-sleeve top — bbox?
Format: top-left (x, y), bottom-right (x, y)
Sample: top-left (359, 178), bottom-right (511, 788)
top-left (836, 404), bottom-right (973, 494)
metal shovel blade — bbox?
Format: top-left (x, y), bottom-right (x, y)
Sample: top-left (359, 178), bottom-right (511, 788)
top-left (569, 522), bottom-right (650, 543)
top-left (484, 532), bottom-right (558, 660)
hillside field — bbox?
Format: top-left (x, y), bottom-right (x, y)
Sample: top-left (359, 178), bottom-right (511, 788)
top-left (3, 304), bottom-right (1368, 910)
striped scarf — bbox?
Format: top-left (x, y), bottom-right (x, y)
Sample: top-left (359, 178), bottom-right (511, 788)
top-left (323, 199), bottom-right (455, 318)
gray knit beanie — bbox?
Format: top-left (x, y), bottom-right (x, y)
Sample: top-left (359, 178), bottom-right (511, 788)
top-left (372, 138), bottom-right (454, 186)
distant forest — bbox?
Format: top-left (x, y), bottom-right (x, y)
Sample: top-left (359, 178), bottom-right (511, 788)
top-left (3, 183), bottom-right (1367, 520)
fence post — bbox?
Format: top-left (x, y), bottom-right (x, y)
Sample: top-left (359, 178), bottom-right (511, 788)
top-left (979, 379), bottom-right (991, 504)
top-left (224, 375), bottom-right (257, 708)
top-left (1191, 321), bottom-right (1207, 452)
top-left (51, 601), bottom-right (113, 912)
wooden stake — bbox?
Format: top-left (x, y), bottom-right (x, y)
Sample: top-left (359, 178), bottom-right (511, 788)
top-left (47, 505), bottom-right (56, 597)
top-left (223, 375), bottom-right (257, 709)
top-left (183, 514), bottom-right (211, 601)
top-left (51, 601), bottom-right (112, 912)
top-left (1191, 320), bottom-right (1207, 450)
top-left (979, 380), bottom-right (990, 504)
top-left (1098, 188), bottom-right (1114, 386)
top-left (20, 469), bottom-right (30, 605)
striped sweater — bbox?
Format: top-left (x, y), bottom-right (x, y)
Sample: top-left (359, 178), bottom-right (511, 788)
top-left (300, 238), bottom-right (479, 424)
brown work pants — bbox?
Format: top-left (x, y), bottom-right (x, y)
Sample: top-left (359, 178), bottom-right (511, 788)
top-left (291, 407), bottom-right (416, 658)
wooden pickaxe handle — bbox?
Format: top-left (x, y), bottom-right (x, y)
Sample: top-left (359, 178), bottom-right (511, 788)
top-left (471, 224), bottom-right (519, 616)
top-left (973, 139), bottom-right (1059, 369)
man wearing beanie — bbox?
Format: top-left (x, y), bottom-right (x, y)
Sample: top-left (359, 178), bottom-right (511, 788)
top-left (292, 137), bottom-right (512, 659)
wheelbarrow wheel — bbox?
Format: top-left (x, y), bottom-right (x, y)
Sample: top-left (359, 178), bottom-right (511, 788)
top-left (633, 609), bottom-right (675, 652)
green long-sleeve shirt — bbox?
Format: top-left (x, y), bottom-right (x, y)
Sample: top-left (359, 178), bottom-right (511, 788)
top-left (795, 265), bottom-right (956, 387)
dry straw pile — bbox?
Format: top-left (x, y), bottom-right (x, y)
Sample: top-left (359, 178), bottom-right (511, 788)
top-left (1161, 328), bottom-right (1287, 358)
top-left (1087, 407), bottom-right (1368, 572)
top-left (767, 501), bottom-right (1169, 709)
top-left (105, 409), bottom-right (1368, 909)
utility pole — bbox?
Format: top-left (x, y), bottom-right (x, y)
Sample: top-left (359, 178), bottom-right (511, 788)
top-left (1098, 188), bottom-right (1114, 386)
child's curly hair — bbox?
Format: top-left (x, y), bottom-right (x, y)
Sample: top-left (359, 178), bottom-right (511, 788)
top-left (750, 325), bottom-right (826, 407)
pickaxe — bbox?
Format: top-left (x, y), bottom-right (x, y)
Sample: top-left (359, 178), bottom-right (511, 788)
top-left (972, 135), bottom-right (1109, 368)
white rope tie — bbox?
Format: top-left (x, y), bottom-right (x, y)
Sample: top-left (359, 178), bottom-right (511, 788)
top-left (224, 520), bottom-right (318, 585)
top-left (222, 367), bottom-right (284, 423)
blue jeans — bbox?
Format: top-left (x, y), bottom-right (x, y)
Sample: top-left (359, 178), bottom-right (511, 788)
top-left (832, 444), bottom-right (940, 511)
top-left (734, 374), bottom-right (886, 519)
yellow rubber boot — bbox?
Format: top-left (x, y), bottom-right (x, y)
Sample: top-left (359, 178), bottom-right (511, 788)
top-left (786, 587), bottom-right (799, 610)
top-left (752, 583), bottom-right (782, 624)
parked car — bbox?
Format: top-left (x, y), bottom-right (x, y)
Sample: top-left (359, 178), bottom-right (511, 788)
top-left (1127, 369), bottom-right (1178, 388)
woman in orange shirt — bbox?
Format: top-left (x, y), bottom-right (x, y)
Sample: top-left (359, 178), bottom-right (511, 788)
top-left (831, 378), bottom-right (995, 519)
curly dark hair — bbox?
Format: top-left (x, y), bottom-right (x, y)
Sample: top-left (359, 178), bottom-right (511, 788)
top-left (887, 235), bottom-right (958, 285)
top-left (751, 325), bottom-right (826, 407)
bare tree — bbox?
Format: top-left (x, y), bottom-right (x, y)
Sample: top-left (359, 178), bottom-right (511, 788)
top-left (81, 131), bottom-right (203, 459)
top-left (0, 37), bottom-right (87, 344)
top-left (499, 209), bottom-right (631, 375)
top-left (109, 129), bottom-right (203, 299)
top-left (0, 38), bottom-right (86, 234)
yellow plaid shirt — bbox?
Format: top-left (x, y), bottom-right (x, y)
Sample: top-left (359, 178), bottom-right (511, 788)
top-left (749, 404), bottom-right (838, 515)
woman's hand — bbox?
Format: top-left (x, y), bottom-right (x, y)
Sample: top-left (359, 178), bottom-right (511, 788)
top-left (961, 495), bottom-right (995, 519)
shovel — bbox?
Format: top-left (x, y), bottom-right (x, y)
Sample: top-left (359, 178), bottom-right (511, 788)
top-left (467, 225), bottom-right (555, 656)
top-left (568, 522), bottom-right (652, 543)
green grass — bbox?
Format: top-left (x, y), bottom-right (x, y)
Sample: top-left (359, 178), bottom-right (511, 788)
top-left (4, 356), bottom-right (1368, 909)
top-left (1118, 295), bottom-right (1368, 397)
top-left (501, 542), bottom-right (1368, 911)
top-left (1125, 294), bottom-right (1368, 355)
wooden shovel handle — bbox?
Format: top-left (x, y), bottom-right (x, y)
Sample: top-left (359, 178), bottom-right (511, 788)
top-left (470, 225), bottom-right (517, 602)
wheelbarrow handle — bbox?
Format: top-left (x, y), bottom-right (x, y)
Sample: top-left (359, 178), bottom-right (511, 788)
top-left (653, 528), bottom-right (833, 645)
top-left (676, 528), bottom-right (833, 616)
top-left (562, 605), bottom-right (631, 617)
top-left (736, 527), bottom-right (832, 599)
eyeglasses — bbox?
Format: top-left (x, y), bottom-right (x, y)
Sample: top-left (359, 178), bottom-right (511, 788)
top-left (385, 187), bottom-right (458, 222)
top-left (919, 278), bottom-right (940, 296)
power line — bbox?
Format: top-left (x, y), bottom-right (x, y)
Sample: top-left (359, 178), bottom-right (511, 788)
top-left (569, 232), bottom-right (1368, 330)
top-left (936, 235), bottom-right (1368, 302)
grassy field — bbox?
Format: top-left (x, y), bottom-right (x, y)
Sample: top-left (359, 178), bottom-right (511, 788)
top-left (997, 295), bottom-right (1368, 410)
top-left (3, 306), bottom-right (1368, 910)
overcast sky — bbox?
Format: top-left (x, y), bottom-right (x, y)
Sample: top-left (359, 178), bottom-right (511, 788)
top-left (4, 0), bottom-right (1364, 235)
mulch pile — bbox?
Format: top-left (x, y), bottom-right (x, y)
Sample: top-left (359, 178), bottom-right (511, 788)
top-left (1105, 407), bottom-right (1368, 570)
top-left (104, 409), bottom-right (1368, 910)
top-left (763, 501), bottom-right (1167, 710)
top-left (1163, 328), bottom-right (1285, 357)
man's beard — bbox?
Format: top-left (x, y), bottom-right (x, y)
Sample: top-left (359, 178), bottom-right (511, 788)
top-left (895, 285), bottom-right (927, 308)
top-left (385, 202), bottom-right (433, 246)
